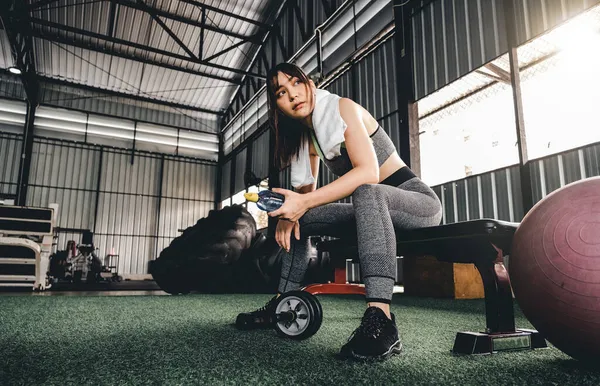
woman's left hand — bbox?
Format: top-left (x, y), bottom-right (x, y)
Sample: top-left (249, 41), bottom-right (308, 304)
top-left (268, 188), bottom-right (309, 222)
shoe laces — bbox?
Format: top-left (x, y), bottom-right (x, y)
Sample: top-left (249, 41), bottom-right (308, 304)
top-left (356, 309), bottom-right (388, 339)
top-left (253, 296), bottom-right (277, 314)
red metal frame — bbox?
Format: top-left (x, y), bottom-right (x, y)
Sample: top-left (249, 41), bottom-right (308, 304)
top-left (302, 266), bottom-right (366, 296)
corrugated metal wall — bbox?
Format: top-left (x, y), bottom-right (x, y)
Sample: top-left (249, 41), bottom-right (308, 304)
top-left (251, 130), bottom-right (270, 181)
top-left (234, 147), bottom-right (247, 193)
top-left (512, 0), bottom-right (600, 47)
top-left (5, 135), bottom-right (217, 275)
top-left (157, 157), bottom-right (216, 256)
top-left (0, 132), bottom-right (23, 198)
top-left (94, 150), bottom-right (160, 275)
top-left (28, 139), bottom-right (100, 229)
top-left (411, 0), bottom-right (600, 100)
top-left (0, 73), bottom-right (26, 100)
top-left (433, 141), bottom-right (600, 225)
top-left (220, 159), bottom-right (232, 201)
top-left (411, 0), bottom-right (508, 100)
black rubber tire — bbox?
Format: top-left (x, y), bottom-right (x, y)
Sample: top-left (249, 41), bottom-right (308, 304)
top-left (274, 291), bottom-right (323, 340)
top-left (150, 205), bottom-right (257, 294)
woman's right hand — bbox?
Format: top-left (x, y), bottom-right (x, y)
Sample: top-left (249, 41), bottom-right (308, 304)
top-left (276, 219), bottom-right (300, 253)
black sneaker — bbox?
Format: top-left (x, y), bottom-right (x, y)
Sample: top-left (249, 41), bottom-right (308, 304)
top-left (339, 306), bottom-right (402, 361)
top-left (235, 296), bottom-right (278, 330)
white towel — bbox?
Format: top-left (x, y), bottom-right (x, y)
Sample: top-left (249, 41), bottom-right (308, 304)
top-left (291, 89), bottom-right (347, 189)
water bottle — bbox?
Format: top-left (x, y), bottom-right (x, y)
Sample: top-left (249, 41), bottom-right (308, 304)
top-left (244, 190), bottom-right (285, 212)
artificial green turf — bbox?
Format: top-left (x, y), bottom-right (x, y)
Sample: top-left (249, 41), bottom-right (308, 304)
top-left (1, 294), bottom-right (598, 386)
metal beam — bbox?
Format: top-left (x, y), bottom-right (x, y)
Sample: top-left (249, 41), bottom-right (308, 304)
top-left (484, 63), bottom-right (512, 84)
top-left (32, 29), bottom-right (240, 84)
top-left (223, 0), bottom-right (288, 121)
top-left (1, 0), bottom-right (40, 206)
top-left (140, 0), bottom-right (198, 60)
top-left (28, 0), bottom-right (265, 42)
top-left (28, 0), bottom-right (60, 10)
top-left (28, 18), bottom-right (266, 80)
top-left (203, 38), bottom-right (252, 62)
top-left (199, 7), bottom-right (206, 60)
top-left (1, 0), bottom-right (39, 103)
top-left (40, 75), bottom-right (224, 115)
top-left (249, 76), bottom-right (258, 93)
top-left (16, 101), bottom-right (36, 206)
top-left (292, 1), bottom-right (308, 42)
top-left (179, 0), bottom-right (271, 29)
top-left (393, 0), bottom-right (414, 170)
top-left (107, 0), bottom-right (117, 38)
top-left (112, 0), bottom-right (260, 42)
top-left (503, 0), bottom-right (533, 214)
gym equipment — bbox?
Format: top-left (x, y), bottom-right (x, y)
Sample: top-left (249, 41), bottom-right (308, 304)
top-left (102, 253), bottom-right (122, 282)
top-left (273, 290), bottom-right (323, 340)
top-left (150, 205), bottom-right (326, 295)
top-left (0, 204), bottom-right (57, 290)
top-left (309, 219), bottom-right (548, 354)
top-left (150, 204), bottom-right (258, 294)
top-left (510, 177), bottom-right (600, 362)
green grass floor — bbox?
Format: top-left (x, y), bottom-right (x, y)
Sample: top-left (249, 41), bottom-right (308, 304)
top-left (1, 293), bottom-right (599, 386)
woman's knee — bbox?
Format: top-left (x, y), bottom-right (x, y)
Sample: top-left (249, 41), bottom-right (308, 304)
top-left (352, 184), bottom-right (383, 203)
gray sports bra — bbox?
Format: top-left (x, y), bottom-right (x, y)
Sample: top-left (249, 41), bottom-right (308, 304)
top-left (310, 125), bottom-right (397, 177)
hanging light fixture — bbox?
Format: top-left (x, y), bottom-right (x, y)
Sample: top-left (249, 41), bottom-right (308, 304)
top-left (8, 66), bottom-right (22, 75)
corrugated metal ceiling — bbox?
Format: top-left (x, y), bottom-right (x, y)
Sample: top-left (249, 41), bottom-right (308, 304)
top-left (0, 28), bottom-right (15, 69)
top-left (9, 0), bottom-right (274, 113)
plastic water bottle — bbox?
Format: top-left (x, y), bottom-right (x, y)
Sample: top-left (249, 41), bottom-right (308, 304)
top-left (244, 191), bottom-right (285, 212)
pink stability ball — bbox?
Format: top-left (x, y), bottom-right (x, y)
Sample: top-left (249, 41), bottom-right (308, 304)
top-left (509, 176), bottom-right (600, 361)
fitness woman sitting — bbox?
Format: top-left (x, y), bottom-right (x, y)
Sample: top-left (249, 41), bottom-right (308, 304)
top-left (235, 63), bottom-right (442, 361)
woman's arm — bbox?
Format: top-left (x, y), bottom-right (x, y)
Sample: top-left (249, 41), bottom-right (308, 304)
top-left (302, 98), bottom-right (379, 209)
top-left (269, 98), bottom-right (378, 222)
top-left (276, 153), bottom-right (320, 252)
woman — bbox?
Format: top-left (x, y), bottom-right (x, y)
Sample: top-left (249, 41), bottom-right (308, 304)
top-left (236, 63), bottom-right (442, 361)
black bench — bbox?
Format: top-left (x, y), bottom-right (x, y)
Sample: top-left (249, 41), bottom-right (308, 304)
top-left (302, 219), bottom-right (547, 355)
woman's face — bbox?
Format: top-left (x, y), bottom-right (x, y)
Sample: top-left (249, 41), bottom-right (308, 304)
top-left (274, 71), bottom-right (315, 121)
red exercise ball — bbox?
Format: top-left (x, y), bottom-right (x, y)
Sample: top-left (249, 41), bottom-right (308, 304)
top-left (509, 176), bottom-right (600, 361)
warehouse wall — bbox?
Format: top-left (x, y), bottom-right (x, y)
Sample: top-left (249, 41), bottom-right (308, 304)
top-left (433, 141), bottom-right (600, 225)
top-left (411, 0), bottom-right (600, 100)
top-left (0, 131), bottom-right (22, 198)
top-left (0, 131), bottom-right (217, 276)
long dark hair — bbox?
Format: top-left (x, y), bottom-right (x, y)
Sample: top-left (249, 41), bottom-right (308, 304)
top-left (266, 63), bottom-right (312, 170)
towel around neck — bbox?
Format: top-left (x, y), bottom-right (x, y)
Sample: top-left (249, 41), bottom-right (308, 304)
top-left (290, 88), bottom-right (347, 189)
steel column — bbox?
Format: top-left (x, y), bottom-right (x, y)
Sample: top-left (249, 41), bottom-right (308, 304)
top-left (393, 0), bottom-right (416, 170)
top-left (503, 0), bottom-right (533, 214)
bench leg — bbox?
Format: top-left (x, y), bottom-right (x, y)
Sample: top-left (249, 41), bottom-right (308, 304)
top-left (453, 244), bottom-right (547, 354)
top-left (475, 244), bottom-right (515, 334)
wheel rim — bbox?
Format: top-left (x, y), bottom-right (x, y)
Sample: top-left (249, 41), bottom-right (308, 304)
top-left (275, 296), bottom-right (311, 336)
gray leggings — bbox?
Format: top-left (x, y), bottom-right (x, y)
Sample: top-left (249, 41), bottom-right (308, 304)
top-left (278, 177), bottom-right (443, 303)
